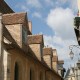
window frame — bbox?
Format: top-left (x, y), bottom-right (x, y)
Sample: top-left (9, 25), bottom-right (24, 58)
top-left (22, 27), bottom-right (27, 44)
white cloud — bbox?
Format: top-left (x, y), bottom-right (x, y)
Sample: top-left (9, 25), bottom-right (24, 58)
top-left (44, 35), bottom-right (78, 69)
top-left (21, 5), bottom-right (30, 12)
top-left (45, 7), bottom-right (78, 69)
top-left (44, 0), bottom-right (77, 13)
top-left (46, 8), bottom-right (76, 40)
top-left (70, 0), bottom-right (78, 13)
top-left (26, 0), bottom-right (42, 8)
top-left (32, 12), bottom-right (42, 18)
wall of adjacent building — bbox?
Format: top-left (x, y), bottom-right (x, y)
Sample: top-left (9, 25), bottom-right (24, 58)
top-left (2, 48), bottom-right (62, 80)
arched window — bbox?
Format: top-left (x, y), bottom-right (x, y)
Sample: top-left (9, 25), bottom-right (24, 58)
top-left (14, 63), bottom-right (19, 80)
top-left (30, 69), bottom-right (35, 80)
top-left (30, 69), bottom-right (32, 80)
top-left (40, 72), bottom-right (43, 80)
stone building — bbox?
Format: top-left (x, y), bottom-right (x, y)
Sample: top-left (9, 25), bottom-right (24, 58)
top-left (65, 60), bottom-right (80, 80)
top-left (74, 0), bottom-right (80, 45)
top-left (0, 0), bottom-right (14, 14)
top-left (0, 0), bottom-right (64, 80)
top-left (65, 67), bottom-right (75, 80)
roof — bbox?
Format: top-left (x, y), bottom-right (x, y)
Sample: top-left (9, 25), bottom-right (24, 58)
top-left (52, 56), bottom-right (58, 62)
top-left (2, 12), bottom-right (28, 25)
top-left (65, 69), bottom-right (70, 78)
top-left (43, 47), bottom-right (53, 56)
top-left (65, 67), bottom-right (75, 78)
top-left (0, 0), bottom-right (14, 14)
top-left (27, 35), bottom-right (44, 45)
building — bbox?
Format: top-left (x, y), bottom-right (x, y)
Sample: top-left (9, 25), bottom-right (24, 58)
top-left (0, 0), bottom-right (64, 80)
top-left (65, 67), bottom-right (75, 80)
top-left (65, 60), bottom-right (80, 80)
top-left (74, 0), bottom-right (80, 45)
top-left (0, 0), bottom-right (14, 14)
top-left (58, 60), bottom-right (66, 78)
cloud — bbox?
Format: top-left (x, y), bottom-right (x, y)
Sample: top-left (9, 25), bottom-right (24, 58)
top-left (45, 7), bottom-right (78, 69)
top-left (44, 0), bottom-right (54, 6)
top-left (44, 35), bottom-right (77, 58)
top-left (20, 5), bottom-right (30, 12)
top-left (26, 0), bottom-right (42, 8)
top-left (44, 35), bottom-right (78, 69)
top-left (44, 0), bottom-right (77, 13)
top-left (46, 8), bottom-right (76, 40)
top-left (32, 12), bottom-right (42, 18)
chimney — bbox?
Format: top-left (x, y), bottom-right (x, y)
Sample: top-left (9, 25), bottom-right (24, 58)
top-left (27, 35), bottom-right (44, 61)
top-left (58, 60), bottom-right (64, 77)
top-left (43, 47), bottom-right (53, 69)
top-left (52, 49), bottom-right (58, 72)
top-left (28, 21), bottom-right (32, 34)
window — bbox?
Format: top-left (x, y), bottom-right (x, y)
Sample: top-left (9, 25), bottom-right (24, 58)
top-left (40, 72), bottom-right (43, 80)
top-left (30, 69), bottom-right (35, 80)
top-left (30, 69), bottom-right (32, 80)
top-left (14, 63), bottom-right (19, 80)
top-left (22, 28), bottom-right (27, 44)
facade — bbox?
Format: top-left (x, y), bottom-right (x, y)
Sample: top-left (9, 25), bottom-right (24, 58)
top-left (58, 60), bottom-right (66, 78)
top-left (0, 0), bottom-right (14, 14)
top-left (74, 0), bottom-right (80, 45)
top-left (65, 67), bottom-right (75, 80)
top-left (0, 0), bottom-right (64, 80)
top-left (65, 60), bottom-right (80, 80)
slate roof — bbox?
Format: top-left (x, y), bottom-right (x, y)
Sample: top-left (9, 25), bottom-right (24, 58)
top-left (0, 0), bottom-right (14, 14)
top-left (43, 48), bottom-right (53, 56)
top-left (27, 35), bottom-right (44, 45)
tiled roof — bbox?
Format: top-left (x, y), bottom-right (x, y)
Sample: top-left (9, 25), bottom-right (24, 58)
top-left (2, 12), bottom-right (28, 25)
top-left (52, 56), bottom-right (58, 62)
top-left (43, 48), bottom-right (53, 56)
top-left (0, 0), bottom-right (14, 14)
top-left (27, 35), bottom-right (44, 45)
top-left (58, 60), bottom-right (64, 64)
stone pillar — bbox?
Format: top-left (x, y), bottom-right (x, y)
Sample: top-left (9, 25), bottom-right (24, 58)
top-left (0, 13), bottom-right (3, 80)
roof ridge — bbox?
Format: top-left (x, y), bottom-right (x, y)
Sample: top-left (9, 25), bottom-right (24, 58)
top-left (3, 12), bottom-right (27, 16)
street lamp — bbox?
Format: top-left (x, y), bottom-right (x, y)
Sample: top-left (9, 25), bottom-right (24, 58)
top-left (69, 45), bottom-right (80, 60)
top-left (69, 50), bottom-right (74, 60)
top-left (69, 45), bottom-right (80, 80)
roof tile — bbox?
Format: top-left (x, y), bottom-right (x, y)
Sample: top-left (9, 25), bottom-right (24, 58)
top-left (27, 35), bottom-right (44, 45)
top-left (43, 48), bottom-right (53, 56)
top-left (2, 12), bottom-right (27, 25)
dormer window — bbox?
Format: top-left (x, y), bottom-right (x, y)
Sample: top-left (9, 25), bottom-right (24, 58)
top-left (22, 27), bottom-right (27, 44)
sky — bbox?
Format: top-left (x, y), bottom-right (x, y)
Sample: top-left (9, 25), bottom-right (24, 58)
top-left (5, 0), bottom-right (80, 69)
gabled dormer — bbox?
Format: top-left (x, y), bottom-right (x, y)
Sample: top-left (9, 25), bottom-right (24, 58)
top-left (27, 34), bottom-right (44, 61)
top-left (2, 12), bottom-right (31, 52)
